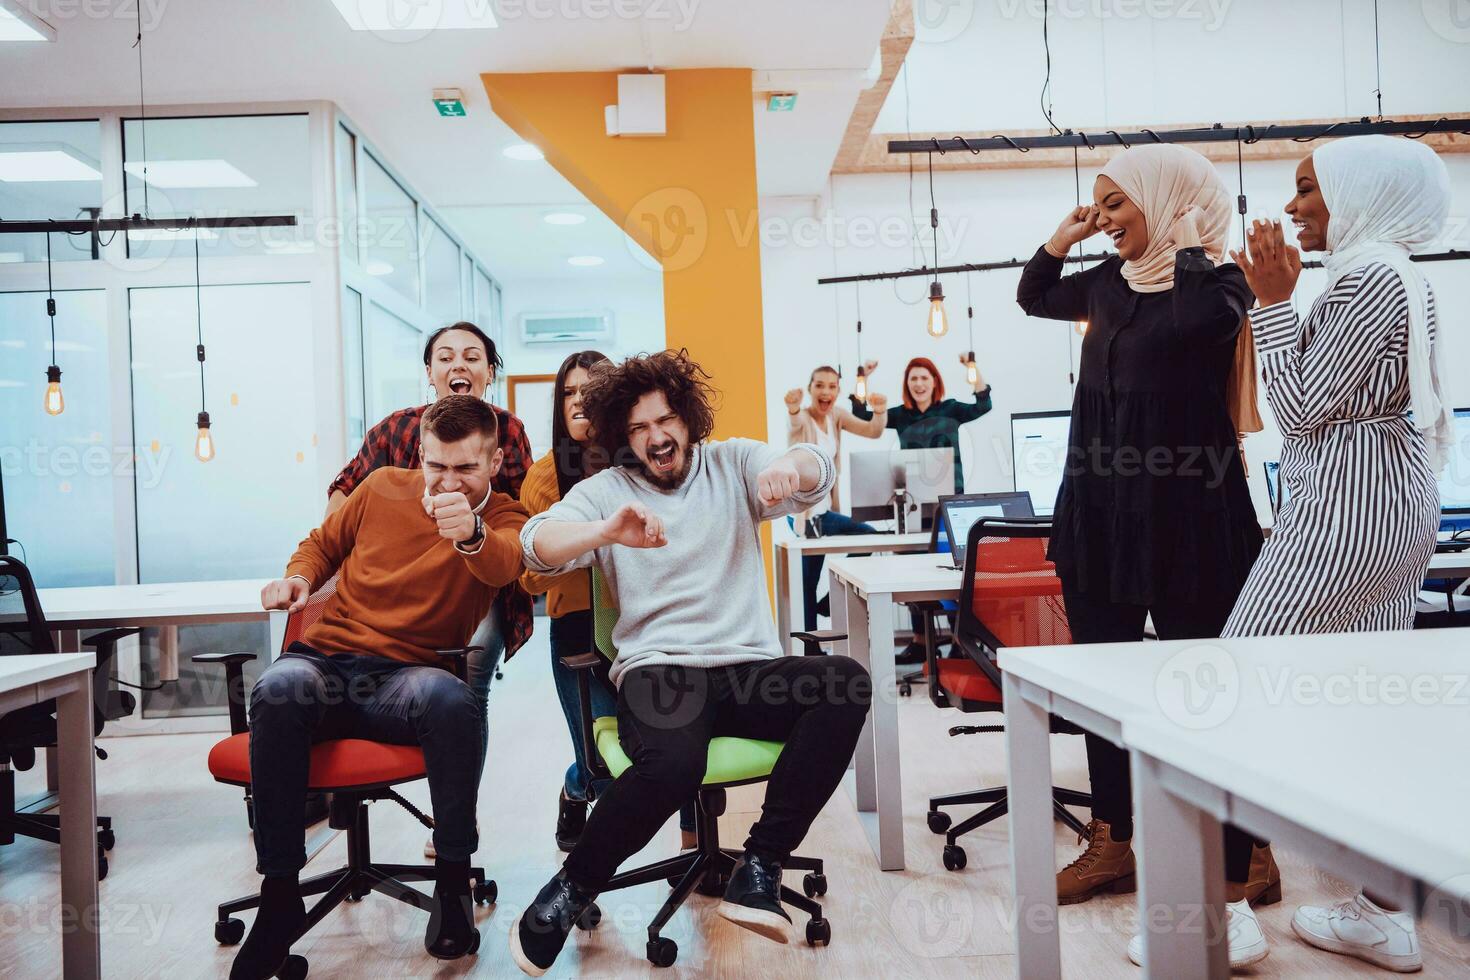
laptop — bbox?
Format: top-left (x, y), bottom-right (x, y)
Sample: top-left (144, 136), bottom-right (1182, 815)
top-left (934, 492), bottom-right (1036, 569)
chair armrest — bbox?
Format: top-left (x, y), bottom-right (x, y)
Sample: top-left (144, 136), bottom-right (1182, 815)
top-left (559, 652), bottom-right (603, 671)
top-left (192, 652), bottom-right (258, 668)
top-left (81, 627), bottom-right (141, 649)
top-left (434, 646), bottom-right (483, 683)
top-left (191, 652), bottom-right (258, 735)
top-left (569, 653), bottom-right (612, 788)
top-left (790, 629), bottom-right (846, 656)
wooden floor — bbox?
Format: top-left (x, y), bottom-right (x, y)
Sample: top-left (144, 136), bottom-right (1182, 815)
top-left (2, 628), bottom-right (1466, 979)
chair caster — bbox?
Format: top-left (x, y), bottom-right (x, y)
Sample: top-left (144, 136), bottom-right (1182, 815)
top-left (942, 844), bottom-right (967, 871)
top-left (99, 828), bottom-right (116, 851)
top-left (576, 902), bottom-right (601, 931)
top-left (214, 917), bottom-right (246, 946)
top-left (802, 872), bottom-right (828, 898)
top-left (97, 851), bottom-right (108, 881)
top-left (346, 887), bottom-right (368, 903)
top-left (647, 936), bottom-right (678, 967)
top-left (899, 681), bottom-right (913, 697)
top-left (277, 954), bottom-right (308, 980)
top-left (806, 917), bottom-right (832, 946)
top-left (926, 810), bottom-right (952, 834)
top-left (472, 879), bottom-right (497, 905)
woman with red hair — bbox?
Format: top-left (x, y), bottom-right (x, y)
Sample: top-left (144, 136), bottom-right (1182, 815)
top-left (850, 353), bottom-right (992, 493)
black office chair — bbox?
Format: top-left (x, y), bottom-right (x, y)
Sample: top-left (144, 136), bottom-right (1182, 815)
top-left (0, 555), bottom-right (138, 880)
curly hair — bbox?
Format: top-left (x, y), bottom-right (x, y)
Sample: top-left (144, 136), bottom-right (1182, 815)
top-left (579, 349), bottom-right (718, 470)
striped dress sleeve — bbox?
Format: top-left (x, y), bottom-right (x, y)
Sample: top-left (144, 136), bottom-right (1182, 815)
top-left (1250, 264), bottom-right (1409, 437)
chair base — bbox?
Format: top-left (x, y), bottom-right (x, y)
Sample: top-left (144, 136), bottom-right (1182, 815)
top-left (211, 795), bottom-right (495, 965)
top-left (927, 785), bottom-right (1091, 872)
top-left (585, 785), bottom-right (831, 967)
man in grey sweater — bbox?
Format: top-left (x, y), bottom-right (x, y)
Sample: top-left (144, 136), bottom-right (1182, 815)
top-left (510, 351), bottom-right (872, 977)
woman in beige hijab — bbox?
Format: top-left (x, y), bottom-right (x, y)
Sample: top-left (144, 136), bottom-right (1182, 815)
top-left (1017, 143), bottom-right (1271, 967)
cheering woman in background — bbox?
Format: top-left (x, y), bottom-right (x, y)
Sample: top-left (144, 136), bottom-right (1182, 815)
top-left (850, 354), bottom-right (992, 494)
top-left (1017, 144), bottom-right (1272, 968)
top-left (1226, 135), bottom-right (1450, 973)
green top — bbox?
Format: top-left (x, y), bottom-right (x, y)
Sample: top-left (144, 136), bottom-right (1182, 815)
top-left (850, 386), bottom-right (994, 491)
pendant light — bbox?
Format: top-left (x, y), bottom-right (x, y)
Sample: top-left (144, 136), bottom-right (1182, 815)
top-left (924, 152), bottom-right (949, 339)
top-left (963, 271), bottom-right (979, 385)
top-left (853, 283), bottom-right (868, 402)
top-left (191, 222), bottom-right (215, 462)
top-left (42, 230), bottom-right (64, 415)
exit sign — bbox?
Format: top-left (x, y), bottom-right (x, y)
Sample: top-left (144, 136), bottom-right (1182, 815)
top-left (434, 98), bottom-right (466, 117)
top-left (767, 93), bottom-right (797, 112)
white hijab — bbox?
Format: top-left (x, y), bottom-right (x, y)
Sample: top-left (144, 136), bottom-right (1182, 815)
top-left (1312, 135), bottom-right (1453, 472)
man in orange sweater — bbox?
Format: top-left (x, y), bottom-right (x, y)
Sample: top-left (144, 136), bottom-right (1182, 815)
top-left (231, 395), bottom-right (527, 980)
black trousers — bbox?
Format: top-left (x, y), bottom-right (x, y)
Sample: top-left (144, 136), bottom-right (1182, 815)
top-left (1063, 589), bottom-right (1266, 883)
top-left (563, 656), bottom-right (871, 891)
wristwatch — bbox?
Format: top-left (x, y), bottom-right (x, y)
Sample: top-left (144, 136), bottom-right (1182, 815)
top-left (458, 514), bottom-right (485, 552)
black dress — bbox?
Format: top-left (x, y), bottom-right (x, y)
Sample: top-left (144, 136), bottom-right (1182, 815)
top-left (1015, 245), bottom-right (1262, 606)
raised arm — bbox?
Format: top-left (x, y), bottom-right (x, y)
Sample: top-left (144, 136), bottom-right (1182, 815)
top-left (1016, 206), bottom-right (1106, 323)
top-left (838, 392), bottom-right (888, 439)
top-left (1168, 208), bottom-right (1253, 347)
top-left (735, 439), bottom-right (836, 522)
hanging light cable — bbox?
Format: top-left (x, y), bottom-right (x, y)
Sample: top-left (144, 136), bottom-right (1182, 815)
top-left (191, 222), bottom-right (215, 462)
top-left (853, 283), bottom-right (868, 401)
top-left (43, 229), bottom-right (64, 416)
top-left (925, 152), bottom-right (949, 338)
top-left (964, 271), bottom-right (978, 385)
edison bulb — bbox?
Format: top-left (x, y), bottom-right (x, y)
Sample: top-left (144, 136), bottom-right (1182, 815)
top-left (965, 353), bottom-right (979, 386)
top-left (854, 367), bottom-right (868, 401)
top-left (195, 412), bottom-right (216, 462)
top-left (44, 365), bottom-right (64, 416)
top-left (926, 297), bottom-right (949, 339)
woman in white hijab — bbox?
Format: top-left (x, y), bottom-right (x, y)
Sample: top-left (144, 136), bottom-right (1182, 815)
top-left (1228, 134), bottom-right (1451, 973)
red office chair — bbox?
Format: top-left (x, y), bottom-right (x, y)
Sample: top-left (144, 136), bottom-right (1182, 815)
top-left (195, 577), bottom-right (495, 977)
top-left (924, 518), bottom-right (1091, 871)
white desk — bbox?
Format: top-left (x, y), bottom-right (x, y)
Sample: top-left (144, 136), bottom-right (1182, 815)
top-left (774, 532), bottom-right (930, 655)
top-left (827, 552), bottom-right (963, 870)
top-left (0, 653), bottom-right (99, 980)
top-left (1427, 550), bottom-right (1470, 578)
top-left (1001, 631), bottom-right (1470, 980)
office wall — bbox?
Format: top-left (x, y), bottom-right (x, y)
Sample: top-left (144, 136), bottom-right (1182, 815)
top-left (497, 274), bottom-right (666, 378)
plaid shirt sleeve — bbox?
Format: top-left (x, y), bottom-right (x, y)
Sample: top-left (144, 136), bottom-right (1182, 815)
top-left (327, 407), bottom-right (424, 499)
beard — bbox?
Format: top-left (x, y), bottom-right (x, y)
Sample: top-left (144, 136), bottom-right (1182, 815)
top-left (640, 443), bottom-right (694, 490)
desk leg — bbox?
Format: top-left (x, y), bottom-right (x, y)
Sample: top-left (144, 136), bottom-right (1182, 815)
top-left (775, 544), bottom-right (792, 656)
top-left (837, 572), bottom-right (875, 810)
top-left (1132, 751), bottom-right (1228, 980)
top-left (56, 672), bottom-right (101, 980)
top-left (865, 591), bottom-right (904, 871)
top-left (1004, 673), bottom-right (1061, 980)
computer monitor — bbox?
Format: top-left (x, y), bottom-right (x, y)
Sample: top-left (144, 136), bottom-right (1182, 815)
top-left (1439, 408), bottom-right (1470, 514)
top-left (937, 492), bottom-right (1036, 568)
top-left (849, 448), bottom-right (956, 526)
top-left (1010, 410), bottom-right (1070, 517)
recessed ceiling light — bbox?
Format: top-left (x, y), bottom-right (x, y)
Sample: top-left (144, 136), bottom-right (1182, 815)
top-left (327, 0), bottom-right (498, 31)
top-left (502, 143), bottom-right (544, 161)
top-left (0, 149), bottom-right (102, 182)
top-left (544, 212), bottom-right (587, 226)
top-left (123, 160), bottom-right (258, 189)
top-left (0, 3), bottom-right (54, 42)
top-left (366, 259), bottom-right (395, 276)
top-left (567, 255), bottom-right (605, 268)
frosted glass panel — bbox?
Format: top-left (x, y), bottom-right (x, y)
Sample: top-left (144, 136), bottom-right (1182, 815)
top-left (363, 302), bottom-right (423, 424)
top-left (129, 282), bottom-right (318, 582)
top-left (342, 287), bottom-right (365, 446)
top-left (0, 120), bottom-right (102, 264)
top-left (423, 216), bottom-right (461, 325)
top-left (0, 290), bottom-right (114, 586)
top-left (362, 154), bottom-right (419, 303)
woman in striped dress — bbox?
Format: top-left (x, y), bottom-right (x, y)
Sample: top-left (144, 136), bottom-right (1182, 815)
top-left (1225, 135), bottom-right (1452, 972)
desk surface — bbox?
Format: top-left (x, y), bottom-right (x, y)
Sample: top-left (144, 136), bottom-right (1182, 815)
top-left (0, 652), bottom-right (97, 693)
top-left (1427, 550), bottom-right (1470, 577)
top-left (776, 532), bottom-right (931, 555)
top-left (826, 552), bottom-right (962, 595)
top-left (34, 579), bottom-right (273, 626)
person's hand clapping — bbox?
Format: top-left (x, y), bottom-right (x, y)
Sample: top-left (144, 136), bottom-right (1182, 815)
top-left (600, 503), bottom-right (666, 549)
top-left (756, 456), bottom-right (802, 507)
top-left (261, 577), bottom-right (309, 613)
top-left (1048, 205), bottom-right (1099, 256)
top-left (1230, 219), bottom-right (1302, 308)
top-left (423, 490), bottom-right (477, 543)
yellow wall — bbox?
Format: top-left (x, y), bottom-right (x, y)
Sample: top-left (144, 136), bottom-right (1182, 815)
top-left (482, 69), bottom-right (777, 585)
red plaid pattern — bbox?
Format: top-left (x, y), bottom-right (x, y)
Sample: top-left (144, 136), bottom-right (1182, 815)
top-left (328, 403), bottom-right (536, 658)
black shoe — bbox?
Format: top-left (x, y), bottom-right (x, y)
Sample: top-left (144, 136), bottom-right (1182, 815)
top-left (895, 642), bottom-right (926, 665)
top-left (815, 594), bottom-right (831, 619)
top-left (716, 852), bottom-right (791, 944)
top-left (510, 870), bottom-right (597, 977)
top-left (555, 790), bottom-right (589, 852)
top-left (229, 876), bottom-right (305, 980)
top-left (425, 859), bottom-right (480, 960)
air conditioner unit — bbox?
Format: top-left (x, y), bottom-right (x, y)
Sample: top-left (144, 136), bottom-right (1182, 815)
top-left (518, 310), bottom-right (614, 345)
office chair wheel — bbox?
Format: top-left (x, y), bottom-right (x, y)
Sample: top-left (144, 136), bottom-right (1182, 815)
top-left (942, 844), bottom-right (967, 872)
top-left (576, 902), bottom-right (601, 931)
top-left (926, 810), bottom-right (952, 834)
top-left (473, 879), bottom-right (498, 905)
top-left (97, 851), bottom-right (108, 881)
top-left (806, 917), bottom-right (832, 946)
top-left (899, 681), bottom-right (913, 697)
top-left (214, 917), bottom-right (246, 946)
top-left (802, 872), bottom-right (828, 898)
top-left (647, 936), bottom-right (678, 967)
top-left (278, 954), bottom-right (308, 980)
top-left (98, 827), bottom-right (116, 851)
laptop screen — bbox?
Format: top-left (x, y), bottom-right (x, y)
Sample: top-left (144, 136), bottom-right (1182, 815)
top-left (939, 493), bottom-right (1036, 565)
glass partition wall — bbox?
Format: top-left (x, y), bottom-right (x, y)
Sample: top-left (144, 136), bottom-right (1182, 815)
top-left (0, 103), bottom-right (504, 731)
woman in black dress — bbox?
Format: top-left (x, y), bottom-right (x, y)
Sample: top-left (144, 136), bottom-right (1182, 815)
top-left (1016, 144), bottom-right (1270, 965)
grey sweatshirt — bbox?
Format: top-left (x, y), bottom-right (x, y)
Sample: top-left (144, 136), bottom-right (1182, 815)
top-left (520, 438), bottom-right (835, 686)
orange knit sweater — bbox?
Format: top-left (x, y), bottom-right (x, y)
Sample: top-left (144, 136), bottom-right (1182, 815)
top-left (285, 467), bottom-right (528, 666)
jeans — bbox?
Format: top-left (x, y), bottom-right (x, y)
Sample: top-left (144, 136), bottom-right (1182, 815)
top-left (801, 511), bottom-right (877, 631)
top-left (465, 609), bottom-right (507, 774)
top-left (248, 645), bottom-right (483, 877)
top-left (549, 612), bottom-right (697, 833)
top-left (563, 655), bottom-right (871, 891)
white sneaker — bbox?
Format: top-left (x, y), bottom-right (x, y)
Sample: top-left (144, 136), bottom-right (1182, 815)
top-left (1127, 900), bottom-right (1269, 969)
top-left (1292, 893), bottom-right (1422, 973)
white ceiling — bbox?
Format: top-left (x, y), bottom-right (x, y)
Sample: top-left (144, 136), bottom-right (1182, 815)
top-left (0, 0), bottom-right (893, 281)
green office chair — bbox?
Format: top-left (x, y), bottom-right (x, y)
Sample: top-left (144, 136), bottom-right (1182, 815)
top-left (559, 570), bottom-right (841, 967)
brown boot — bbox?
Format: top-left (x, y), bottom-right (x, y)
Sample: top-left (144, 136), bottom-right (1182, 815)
top-left (1226, 843), bottom-right (1282, 907)
top-left (1056, 820), bottom-right (1136, 905)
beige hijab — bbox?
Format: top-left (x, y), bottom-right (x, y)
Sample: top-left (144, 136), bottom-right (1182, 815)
top-left (1100, 144), bottom-right (1263, 433)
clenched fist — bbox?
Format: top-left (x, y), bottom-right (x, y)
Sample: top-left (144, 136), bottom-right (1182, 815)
top-left (757, 457), bottom-right (803, 507)
top-left (867, 392), bottom-right (889, 412)
top-left (261, 577), bottom-right (310, 613)
top-left (423, 490), bottom-right (477, 543)
top-left (784, 388), bottom-right (804, 413)
top-left (1048, 204), bottom-right (1100, 256)
top-left (600, 503), bottom-right (667, 549)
